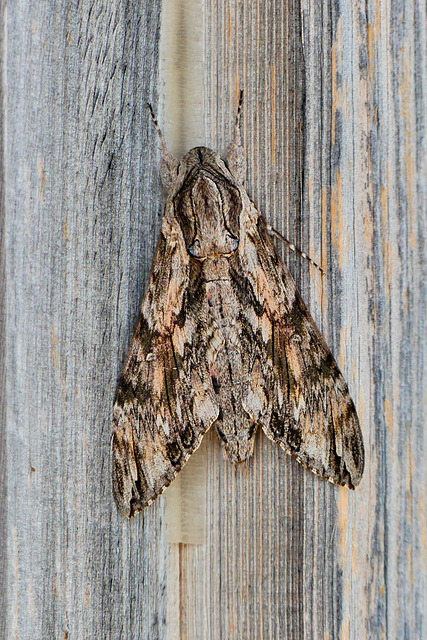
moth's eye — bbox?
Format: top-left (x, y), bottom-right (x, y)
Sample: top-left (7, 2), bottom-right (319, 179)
top-left (216, 424), bottom-right (226, 440)
top-left (226, 234), bottom-right (239, 252)
top-left (188, 238), bottom-right (202, 257)
top-left (290, 333), bottom-right (302, 344)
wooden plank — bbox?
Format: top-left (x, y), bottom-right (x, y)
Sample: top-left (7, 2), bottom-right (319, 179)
top-left (0, 1), bottom-right (7, 639)
top-left (358, 1), bottom-right (427, 636)
top-left (4, 2), bottom-right (165, 638)
top-left (3, 0), bottom-right (426, 639)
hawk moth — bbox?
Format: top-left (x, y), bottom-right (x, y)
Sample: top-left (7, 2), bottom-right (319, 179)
top-left (112, 99), bottom-right (364, 517)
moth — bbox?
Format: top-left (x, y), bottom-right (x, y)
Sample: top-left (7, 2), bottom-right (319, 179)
top-left (112, 96), bottom-right (364, 517)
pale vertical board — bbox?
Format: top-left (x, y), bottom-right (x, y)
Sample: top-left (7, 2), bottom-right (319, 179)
top-left (3, 1), bottom-right (426, 640)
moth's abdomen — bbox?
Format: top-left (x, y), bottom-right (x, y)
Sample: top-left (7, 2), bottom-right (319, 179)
top-left (203, 274), bottom-right (265, 462)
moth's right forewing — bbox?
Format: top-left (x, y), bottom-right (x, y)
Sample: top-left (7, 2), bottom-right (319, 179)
top-left (112, 216), bottom-right (218, 517)
top-left (242, 210), bottom-right (364, 488)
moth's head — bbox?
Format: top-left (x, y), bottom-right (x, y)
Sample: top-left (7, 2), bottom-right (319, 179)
top-left (169, 146), bottom-right (244, 260)
top-left (148, 101), bottom-right (247, 259)
top-left (162, 145), bottom-right (243, 194)
top-left (148, 97), bottom-right (246, 194)
top-left (176, 146), bottom-right (229, 181)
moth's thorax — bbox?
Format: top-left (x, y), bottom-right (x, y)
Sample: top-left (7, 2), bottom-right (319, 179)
top-left (188, 174), bottom-right (238, 258)
top-left (173, 150), bottom-right (241, 260)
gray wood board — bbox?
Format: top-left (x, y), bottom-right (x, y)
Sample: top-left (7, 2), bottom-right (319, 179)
top-left (2, 0), bottom-right (426, 639)
top-left (0, 2), bottom-right (7, 639)
top-left (4, 1), bottom-right (165, 638)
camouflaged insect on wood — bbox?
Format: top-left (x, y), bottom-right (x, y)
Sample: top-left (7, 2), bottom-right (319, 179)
top-left (111, 96), bottom-right (364, 517)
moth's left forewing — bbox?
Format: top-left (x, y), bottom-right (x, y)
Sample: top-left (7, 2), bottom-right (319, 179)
top-left (112, 209), bottom-right (219, 517)
top-left (241, 208), bottom-right (364, 488)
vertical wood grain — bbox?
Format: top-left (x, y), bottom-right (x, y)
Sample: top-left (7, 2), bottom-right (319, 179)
top-left (4, 2), bottom-right (165, 638)
top-left (2, 0), bottom-right (426, 639)
top-left (0, 1), bottom-right (7, 638)
top-left (201, 3), bottom-right (314, 638)
top-left (361, 1), bottom-right (427, 636)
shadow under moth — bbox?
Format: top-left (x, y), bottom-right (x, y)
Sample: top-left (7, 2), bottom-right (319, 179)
top-left (112, 96), bottom-right (364, 518)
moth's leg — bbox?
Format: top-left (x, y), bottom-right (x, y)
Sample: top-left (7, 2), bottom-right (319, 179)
top-left (226, 89), bottom-right (246, 185)
top-left (267, 224), bottom-right (325, 275)
top-left (147, 103), bottom-right (178, 194)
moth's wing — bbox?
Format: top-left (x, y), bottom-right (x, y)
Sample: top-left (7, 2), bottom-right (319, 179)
top-left (112, 219), bottom-right (218, 517)
top-left (242, 212), bottom-right (364, 488)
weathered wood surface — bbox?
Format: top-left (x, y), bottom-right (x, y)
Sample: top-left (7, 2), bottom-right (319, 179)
top-left (2, 1), bottom-right (426, 639)
top-left (0, 3), bottom-right (6, 639)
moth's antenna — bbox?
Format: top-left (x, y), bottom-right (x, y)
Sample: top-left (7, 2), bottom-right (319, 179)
top-left (232, 89), bottom-right (244, 143)
top-left (267, 224), bottom-right (325, 276)
top-left (147, 103), bottom-right (178, 193)
top-left (236, 89), bottom-right (244, 128)
top-left (147, 103), bottom-right (170, 157)
top-left (226, 89), bottom-right (246, 184)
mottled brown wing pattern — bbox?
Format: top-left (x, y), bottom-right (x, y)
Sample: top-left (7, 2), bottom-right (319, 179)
top-left (112, 99), bottom-right (364, 516)
top-left (242, 212), bottom-right (364, 488)
top-left (112, 219), bottom-right (218, 517)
